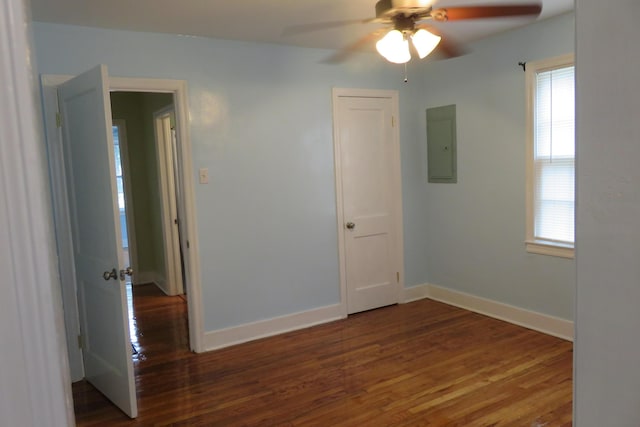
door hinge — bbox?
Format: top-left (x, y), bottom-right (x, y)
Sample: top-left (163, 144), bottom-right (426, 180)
top-left (56, 112), bottom-right (63, 128)
top-left (391, 116), bottom-right (395, 128)
top-left (186, 240), bottom-right (190, 249)
top-left (77, 334), bottom-right (84, 349)
top-left (397, 272), bottom-right (400, 283)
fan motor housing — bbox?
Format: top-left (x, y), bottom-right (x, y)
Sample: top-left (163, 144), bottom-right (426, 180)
top-left (375, 0), bottom-right (435, 19)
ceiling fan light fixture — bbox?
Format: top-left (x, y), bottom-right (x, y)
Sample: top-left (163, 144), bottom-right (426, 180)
top-left (411, 28), bottom-right (441, 59)
top-left (376, 29), bottom-right (411, 64)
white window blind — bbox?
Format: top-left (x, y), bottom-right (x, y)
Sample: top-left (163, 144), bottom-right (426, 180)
top-left (533, 65), bottom-right (575, 246)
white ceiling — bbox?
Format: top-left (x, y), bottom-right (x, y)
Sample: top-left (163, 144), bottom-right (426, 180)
top-left (29, 0), bottom-right (573, 53)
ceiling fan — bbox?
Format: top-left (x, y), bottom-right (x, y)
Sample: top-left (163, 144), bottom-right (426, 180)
top-left (285, 0), bottom-right (542, 64)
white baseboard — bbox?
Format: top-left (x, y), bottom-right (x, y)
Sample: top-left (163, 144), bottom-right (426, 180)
top-left (426, 284), bottom-right (574, 341)
top-left (401, 284), bottom-right (431, 303)
top-left (201, 283), bottom-right (573, 353)
top-left (133, 271), bottom-right (153, 285)
top-left (133, 271), bottom-right (164, 288)
top-left (203, 304), bottom-right (344, 352)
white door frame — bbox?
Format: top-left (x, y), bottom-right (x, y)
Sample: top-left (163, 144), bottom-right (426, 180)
top-left (331, 88), bottom-right (405, 317)
top-left (1, 0), bottom-right (74, 423)
top-left (41, 75), bottom-right (205, 383)
top-left (153, 105), bottom-right (184, 296)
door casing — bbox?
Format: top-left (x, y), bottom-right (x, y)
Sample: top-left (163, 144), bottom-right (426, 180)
top-left (42, 74), bottom-right (205, 382)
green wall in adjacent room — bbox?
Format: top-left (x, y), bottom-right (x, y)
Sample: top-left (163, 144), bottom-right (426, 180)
top-left (110, 91), bottom-right (174, 284)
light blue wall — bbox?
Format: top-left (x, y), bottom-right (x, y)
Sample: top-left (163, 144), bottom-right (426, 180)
top-left (33, 13), bottom-right (575, 333)
top-left (416, 13), bottom-right (575, 320)
top-left (32, 22), bottom-right (426, 331)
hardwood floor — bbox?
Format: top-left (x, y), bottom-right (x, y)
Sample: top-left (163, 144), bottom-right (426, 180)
top-left (73, 285), bottom-right (573, 426)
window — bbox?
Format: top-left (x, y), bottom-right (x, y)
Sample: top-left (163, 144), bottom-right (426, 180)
top-left (112, 125), bottom-right (126, 211)
top-left (526, 54), bottom-right (575, 258)
top-left (112, 120), bottom-right (130, 251)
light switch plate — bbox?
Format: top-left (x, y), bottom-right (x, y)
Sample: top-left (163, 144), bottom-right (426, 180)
top-left (199, 168), bottom-right (209, 184)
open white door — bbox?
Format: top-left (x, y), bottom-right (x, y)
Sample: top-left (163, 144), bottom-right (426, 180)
top-left (58, 65), bottom-right (137, 418)
top-left (154, 108), bottom-right (184, 295)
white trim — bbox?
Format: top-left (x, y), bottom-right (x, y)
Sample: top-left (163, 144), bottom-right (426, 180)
top-left (0, 1), bottom-right (73, 425)
top-left (400, 284), bottom-right (431, 303)
top-left (109, 77), bottom-right (205, 352)
top-left (41, 75), bottom-right (85, 382)
top-left (203, 304), bottom-right (344, 351)
top-left (41, 74), bottom-right (205, 358)
top-left (202, 281), bottom-right (573, 352)
top-left (331, 88), bottom-right (405, 316)
top-left (133, 270), bottom-right (165, 288)
top-left (526, 53), bottom-right (575, 74)
top-left (426, 284), bottom-right (574, 341)
top-left (525, 241), bottom-right (575, 259)
top-left (153, 106), bottom-right (184, 296)
top-left (332, 92), bottom-right (348, 318)
top-left (332, 88), bottom-right (399, 99)
top-left (525, 53), bottom-right (575, 259)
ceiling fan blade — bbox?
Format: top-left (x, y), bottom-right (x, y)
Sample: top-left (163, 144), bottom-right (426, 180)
top-left (436, 38), bottom-right (466, 59)
top-left (416, 24), bottom-right (465, 59)
top-left (433, 4), bottom-right (542, 21)
top-left (283, 18), bottom-right (375, 37)
top-left (322, 29), bottom-right (387, 64)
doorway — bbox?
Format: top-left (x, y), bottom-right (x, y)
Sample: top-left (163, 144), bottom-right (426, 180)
top-left (41, 70), bottom-right (204, 417)
top-left (110, 91), bottom-right (186, 345)
top-left (332, 88), bottom-right (405, 315)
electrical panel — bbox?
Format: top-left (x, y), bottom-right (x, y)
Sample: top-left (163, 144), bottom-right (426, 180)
top-left (427, 105), bottom-right (457, 183)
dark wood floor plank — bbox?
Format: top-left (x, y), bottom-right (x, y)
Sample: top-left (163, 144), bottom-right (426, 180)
top-left (73, 284), bottom-right (573, 426)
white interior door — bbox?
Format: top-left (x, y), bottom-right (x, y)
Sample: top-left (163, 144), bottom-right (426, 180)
top-left (170, 121), bottom-right (188, 293)
top-left (58, 65), bottom-right (137, 418)
top-left (154, 108), bottom-right (184, 295)
top-left (334, 92), bottom-right (403, 314)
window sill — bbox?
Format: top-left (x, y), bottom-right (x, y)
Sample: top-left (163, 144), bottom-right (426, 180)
top-left (526, 240), bottom-right (574, 259)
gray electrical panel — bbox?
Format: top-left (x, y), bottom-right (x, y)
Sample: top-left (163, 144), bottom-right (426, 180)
top-left (426, 105), bottom-right (457, 183)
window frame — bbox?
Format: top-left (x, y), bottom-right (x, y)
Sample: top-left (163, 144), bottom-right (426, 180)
top-left (525, 53), bottom-right (575, 259)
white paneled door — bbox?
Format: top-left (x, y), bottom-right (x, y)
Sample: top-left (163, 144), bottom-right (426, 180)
top-left (58, 65), bottom-right (137, 418)
top-left (333, 90), bottom-right (403, 314)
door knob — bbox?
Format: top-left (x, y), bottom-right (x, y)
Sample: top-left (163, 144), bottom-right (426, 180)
top-left (103, 268), bottom-right (118, 281)
top-left (119, 267), bottom-right (134, 281)
top-left (346, 222), bottom-right (355, 230)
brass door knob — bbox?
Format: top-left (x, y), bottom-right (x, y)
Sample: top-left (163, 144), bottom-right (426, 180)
top-left (119, 267), bottom-right (134, 281)
top-left (103, 268), bottom-right (117, 281)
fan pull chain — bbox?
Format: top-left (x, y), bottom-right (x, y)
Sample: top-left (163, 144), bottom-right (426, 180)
top-left (404, 63), bottom-right (408, 83)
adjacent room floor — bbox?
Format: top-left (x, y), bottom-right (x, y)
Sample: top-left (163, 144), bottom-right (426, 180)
top-left (73, 285), bottom-right (573, 426)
